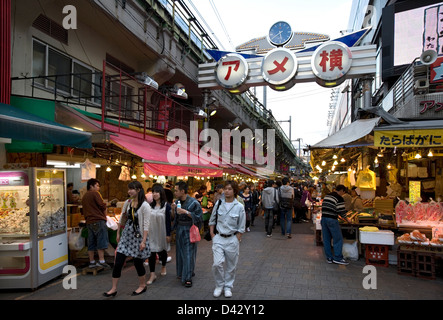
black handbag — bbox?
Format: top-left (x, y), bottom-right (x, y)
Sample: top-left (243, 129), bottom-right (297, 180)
top-left (204, 200), bottom-right (221, 241)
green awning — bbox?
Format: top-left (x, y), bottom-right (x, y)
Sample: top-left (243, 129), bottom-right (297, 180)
top-left (0, 103), bottom-right (92, 149)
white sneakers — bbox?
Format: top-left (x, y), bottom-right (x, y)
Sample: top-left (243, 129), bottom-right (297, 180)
top-left (213, 287), bottom-right (223, 298)
top-left (213, 287), bottom-right (232, 298)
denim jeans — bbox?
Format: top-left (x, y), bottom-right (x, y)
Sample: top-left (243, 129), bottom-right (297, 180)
top-left (321, 217), bottom-right (344, 261)
top-left (280, 208), bottom-right (292, 235)
top-left (264, 208), bottom-right (274, 235)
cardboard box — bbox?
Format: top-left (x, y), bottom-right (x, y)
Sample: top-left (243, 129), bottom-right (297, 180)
top-left (359, 230), bottom-right (395, 245)
top-left (374, 199), bottom-right (394, 214)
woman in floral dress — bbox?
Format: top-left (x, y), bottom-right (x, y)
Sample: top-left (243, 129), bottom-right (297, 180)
top-left (104, 181), bottom-right (151, 297)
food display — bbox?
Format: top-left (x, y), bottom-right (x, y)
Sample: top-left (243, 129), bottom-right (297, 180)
top-left (395, 200), bottom-right (443, 226)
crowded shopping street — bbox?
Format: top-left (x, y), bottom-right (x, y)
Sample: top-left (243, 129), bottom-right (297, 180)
top-left (1, 212), bottom-right (442, 302)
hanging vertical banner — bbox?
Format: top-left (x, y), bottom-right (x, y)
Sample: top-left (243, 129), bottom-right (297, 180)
top-left (409, 181), bottom-right (421, 204)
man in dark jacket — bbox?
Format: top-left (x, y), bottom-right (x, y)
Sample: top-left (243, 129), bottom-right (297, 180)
top-left (321, 184), bottom-right (351, 265)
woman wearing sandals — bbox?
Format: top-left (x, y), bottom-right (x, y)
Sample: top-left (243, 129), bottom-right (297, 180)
top-left (146, 184), bottom-right (172, 284)
top-left (104, 181), bottom-right (151, 297)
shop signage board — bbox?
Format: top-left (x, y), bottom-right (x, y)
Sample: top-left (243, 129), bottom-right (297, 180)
top-left (409, 181), bottom-right (421, 205)
top-left (374, 129), bottom-right (443, 148)
top-left (198, 26), bottom-right (376, 92)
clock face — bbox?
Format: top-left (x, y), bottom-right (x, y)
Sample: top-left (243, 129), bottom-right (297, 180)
top-left (269, 21), bottom-right (292, 46)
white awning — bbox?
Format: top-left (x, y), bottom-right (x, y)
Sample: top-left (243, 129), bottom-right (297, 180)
top-left (310, 117), bottom-right (380, 149)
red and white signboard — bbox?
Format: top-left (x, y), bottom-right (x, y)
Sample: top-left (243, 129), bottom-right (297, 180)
top-left (311, 41), bottom-right (352, 87)
top-left (262, 48), bottom-right (298, 91)
top-left (214, 53), bottom-right (249, 92)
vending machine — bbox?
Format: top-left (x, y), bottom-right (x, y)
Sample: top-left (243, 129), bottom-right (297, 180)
top-left (0, 168), bottom-right (68, 289)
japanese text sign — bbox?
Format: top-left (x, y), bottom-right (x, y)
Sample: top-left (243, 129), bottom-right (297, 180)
top-left (214, 53), bottom-right (249, 90)
top-left (311, 41), bottom-right (352, 82)
top-left (262, 48), bottom-right (298, 90)
top-left (374, 129), bottom-right (443, 148)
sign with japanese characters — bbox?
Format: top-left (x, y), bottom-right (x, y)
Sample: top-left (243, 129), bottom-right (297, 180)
top-left (374, 129), bottom-right (443, 148)
top-left (311, 41), bottom-right (352, 87)
top-left (214, 53), bottom-right (249, 91)
top-left (262, 48), bottom-right (298, 91)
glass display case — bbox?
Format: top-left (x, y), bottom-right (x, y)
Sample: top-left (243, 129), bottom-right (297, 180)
top-left (0, 168), bottom-right (68, 289)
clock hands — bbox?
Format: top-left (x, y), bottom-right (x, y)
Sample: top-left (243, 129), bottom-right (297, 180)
top-left (271, 31), bottom-right (282, 41)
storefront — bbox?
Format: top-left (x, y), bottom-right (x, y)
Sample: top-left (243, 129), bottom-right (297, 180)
top-left (309, 115), bottom-right (443, 279)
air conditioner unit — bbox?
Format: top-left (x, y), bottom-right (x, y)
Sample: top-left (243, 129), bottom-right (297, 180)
top-left (414, 78), bottom-right (429, 90)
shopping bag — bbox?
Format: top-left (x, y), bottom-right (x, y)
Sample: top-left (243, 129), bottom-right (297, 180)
top-left (69, 228), bottom-right (85, 250)
top-left (190, 224), bottom-right (201, 243)
top-left (106, 216), bottom-right (118, 230)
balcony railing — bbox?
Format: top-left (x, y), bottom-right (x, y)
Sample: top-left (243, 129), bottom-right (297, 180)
top-left (11, 61), bottom-right (196, 143)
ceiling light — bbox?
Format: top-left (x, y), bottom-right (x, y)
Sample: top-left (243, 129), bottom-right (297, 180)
top-left (340, 158), bottom-right (345, 162)
top-left (210, 110), bottom-right (217, 116)
top-left (415, 152), bottom-right (422, 159)
top-left (428, 149), bottom-right (433, 157)
top-left (106, 166), bottom-right (112, 172)
top-left (333, 154), bottom-right (338, 159)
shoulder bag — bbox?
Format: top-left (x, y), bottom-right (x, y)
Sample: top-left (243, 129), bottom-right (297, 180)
top-left (204, 200), bottom-right (221, 241)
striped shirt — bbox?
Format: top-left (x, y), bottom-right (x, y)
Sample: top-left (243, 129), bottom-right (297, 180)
top-left (321, 192), bottom-right (346, 219)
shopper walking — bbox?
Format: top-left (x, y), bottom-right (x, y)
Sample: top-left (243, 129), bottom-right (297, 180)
top-left (279, 177), bottom-right (294, 238)
top-left (209, 180), bottom-right (245, 298)
top-left (299, 185), bottom-right (312, 222)
top-left (321, 184), bottom-right (351, 265)
top-left (146, 184), bottom-right (172, 284)
top-left (261, 180), bottom-right (279, 237)
top-left (104, 181), bottom-right (151, 297)
top-left (250, 184), bottom-right (260, 227)
top-left (82, 178), bottom-right (110, 269)
top-left (239, 185), bottom-right (253, 231)
top-left (172, 181), bottom-right (203, 287)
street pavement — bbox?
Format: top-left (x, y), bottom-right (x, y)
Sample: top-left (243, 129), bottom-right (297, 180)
top-left (1, 215), bottom-right (442, 304)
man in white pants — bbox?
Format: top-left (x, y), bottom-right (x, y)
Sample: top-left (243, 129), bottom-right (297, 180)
top-left (209, 180), bottom-right (245, 298)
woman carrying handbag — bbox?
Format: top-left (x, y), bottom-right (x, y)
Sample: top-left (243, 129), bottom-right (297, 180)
top-left (104, 181), bottom-right (151, 297)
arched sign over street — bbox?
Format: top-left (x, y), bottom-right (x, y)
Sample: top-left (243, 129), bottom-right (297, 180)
top-left (198, 26), bottom-right (375, 93)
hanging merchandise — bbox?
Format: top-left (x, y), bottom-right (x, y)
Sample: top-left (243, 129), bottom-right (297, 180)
top-left (81, 158), bottom-right (96, 181)
top-left (347, 169), bottom-right (356, 187)
top-left (118, 165), bottom-right (131, 181)
top-left (356, 166), bottom-right (376, 190)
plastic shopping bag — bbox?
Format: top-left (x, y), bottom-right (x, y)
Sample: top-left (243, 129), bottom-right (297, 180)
top-left (190, 224), bottom-right (201, 243)
top-left (69, 228), bottom-right (85, 250)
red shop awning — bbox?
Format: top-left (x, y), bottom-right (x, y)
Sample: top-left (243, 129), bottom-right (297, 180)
top-left (97, 121), bottom-right (223, 177)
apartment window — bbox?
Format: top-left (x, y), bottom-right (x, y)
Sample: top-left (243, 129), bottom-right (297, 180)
top-left (32, 41), bottom-right (46, 86)
top-left (48, 48), bottom-right (72, 92)
top-left (32, 39), bottom-right (100, 102)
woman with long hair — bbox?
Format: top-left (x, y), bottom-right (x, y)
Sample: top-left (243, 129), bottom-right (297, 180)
top-left (104, 181), bottom-right (151, 297)
top-left (146, 183), bottom-right (172, 284)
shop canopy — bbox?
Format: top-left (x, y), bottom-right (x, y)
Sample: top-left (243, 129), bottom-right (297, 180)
top-left (310, 117), bottom-right (381, 149)
top-left (95, 121), bottom-right (223, 177)
top-left (0, 102), bottom-right (92, 148)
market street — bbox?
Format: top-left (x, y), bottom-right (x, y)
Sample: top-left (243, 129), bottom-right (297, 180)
top-left (1, 217), bottom-right (442, 301)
